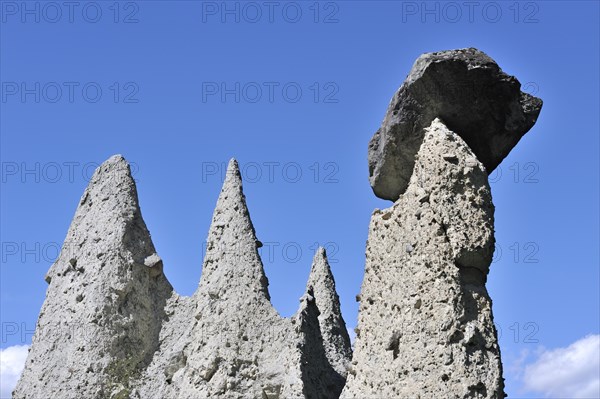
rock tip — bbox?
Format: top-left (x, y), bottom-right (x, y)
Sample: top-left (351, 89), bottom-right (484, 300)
top-left (308, 246), bottom-right (334, 283)
top-left (103, 154), bottom-right (128, 165)
top-left (225, 158), bottom-right (242, 181)
top-left (313, 246), bottom-right (327, 259)
top-left (227, 157), bottom-right (239, 167)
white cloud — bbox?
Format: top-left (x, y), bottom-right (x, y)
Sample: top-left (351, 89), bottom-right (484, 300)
top-left (522, 334), bottom-right (600, 398)
top-left (0, 345), bottom-right (29, 399)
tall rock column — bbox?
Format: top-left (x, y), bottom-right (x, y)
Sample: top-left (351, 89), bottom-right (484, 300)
top-left (13, 155), bottom-right (173, 399)
top-left (343, 119), bottom-right (503, 398)
top-left (343, 48), bottom-right (542, 398)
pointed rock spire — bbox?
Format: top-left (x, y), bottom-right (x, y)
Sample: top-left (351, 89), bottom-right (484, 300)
top-left (294, 269), bottom-right (350, 399)
top-left (196, 158), bottom-right (269, 300)
top-left (295, 287), bottom-right (344, 399)
top-left (17, 155), bottom-right (353, 399)
top-left (14, 155), bottom-right (172, 399)
top-left (161, 158), bottom-right (300, 398)
top-left (305, 247), bottom-right (352, 378)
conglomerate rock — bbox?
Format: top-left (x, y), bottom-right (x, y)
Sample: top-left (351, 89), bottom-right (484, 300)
top-left (342, 119), bottom-right (504, 398)
top-left (14, 155), bottom-right (173, 399)
top-left (15, 47), bottom-right (541, 399)
top-left (305, 248), bottom-right (352, 380)
top-left (134, 159), bottom-right (350, 399)
top-left (15, 157), bottom-right (350, 399)
top-left (368, 47), bottom-right (543, 200)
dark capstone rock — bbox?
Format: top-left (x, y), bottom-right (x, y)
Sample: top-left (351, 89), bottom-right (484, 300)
top-left (368, 47), bottom-right (543, 200)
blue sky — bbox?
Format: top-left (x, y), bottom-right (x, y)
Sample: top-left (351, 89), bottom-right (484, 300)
top-left (1, 1), bottom-right (599, 397)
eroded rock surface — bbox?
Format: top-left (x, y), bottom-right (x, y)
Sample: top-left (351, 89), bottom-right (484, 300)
top-left (135, 160), bottom-right (349, 398)
top-left (342, 119), bottom-right (504, 398)
top-left (15, 48), bottom-right (540, 399)
top-left (369, 47), bottom-right (543, 200)
top-left (15, 157), bottom-right (350, 399)
top-left (14, 155), bottom-right (173, 399)
top-left (305, 248), bottom-right (352, 380)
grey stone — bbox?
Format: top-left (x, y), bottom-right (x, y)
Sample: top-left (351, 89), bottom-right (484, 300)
top-left (15, 156), bottom-right (351, 399)
top-left (144, 253), bottom-right (163, 277)
top-left (342, 119), bottom-right (504, 398)
top-left (135, 160), bottom-right (351, 398)
top-left (305, 248), bottom-right (353, 383)
top-left (14, 47), bottom-right (538, 397)
top-left (135, 159), bottom-right (308, 398)
top-left (14, 155), bottom-right (173, 399)
top-left (368, 47), bottom-right (543, 200)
